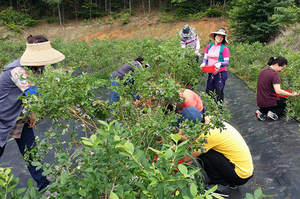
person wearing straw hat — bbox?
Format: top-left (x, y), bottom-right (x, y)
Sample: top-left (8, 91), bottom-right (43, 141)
top-left (200, 28), bottom-right (230, 107)
top-left (0, 35), bottom-right (65, 193)
top-left (179, 25), bottom-right (201, 62)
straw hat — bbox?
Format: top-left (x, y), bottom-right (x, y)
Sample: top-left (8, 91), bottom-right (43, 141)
top-left (20, 41), bottom-right (65, 66)
top-left (209, 28), bottom-right (229, 45)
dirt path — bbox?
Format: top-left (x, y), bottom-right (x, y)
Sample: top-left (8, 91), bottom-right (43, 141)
top-left (18, 16), bottom-right (228, 51)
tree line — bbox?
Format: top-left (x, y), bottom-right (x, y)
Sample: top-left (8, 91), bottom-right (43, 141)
top-left (0, 0), bottom-right (230, 25)
top-left (1, 0), bottom-right (300, 43)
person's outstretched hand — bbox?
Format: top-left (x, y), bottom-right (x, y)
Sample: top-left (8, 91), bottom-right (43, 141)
top-left (28, 114), bottom-right (36, 128)
top-left (294, 91), bottom-right (300, 97)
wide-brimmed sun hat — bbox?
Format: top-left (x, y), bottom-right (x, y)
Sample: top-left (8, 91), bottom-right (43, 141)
top-left (20, 41), bottom-right (65, 66)
top-left (209, 28), bottom-right (229, 45)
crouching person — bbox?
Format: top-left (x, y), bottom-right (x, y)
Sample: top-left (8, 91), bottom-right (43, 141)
top-left (109, 55), bottom-right (150, 105)
top-left (179, 107), bottom-right (253, 198)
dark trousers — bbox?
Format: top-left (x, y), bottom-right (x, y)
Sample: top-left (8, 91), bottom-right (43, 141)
top-left (206, 71), bottom-right (228, 105)
top-left (109, 75), bottom-right (121, 105)
top-left (259, 97), bottom-right (287, 115)
top-left (0, 123), bottom-right (50, 191)
top-left (197, 149), bottom-right (252, 186)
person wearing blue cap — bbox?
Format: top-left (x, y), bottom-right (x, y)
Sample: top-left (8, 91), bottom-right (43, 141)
top-left (178, 107), bottom-right (253, 198)
top-left (176, 106), bottom-right (204, 128)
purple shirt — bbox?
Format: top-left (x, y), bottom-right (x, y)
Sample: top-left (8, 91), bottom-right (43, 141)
top-left (257, 68), bottom-right (280, 107)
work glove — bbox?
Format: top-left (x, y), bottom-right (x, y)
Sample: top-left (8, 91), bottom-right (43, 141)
top-left (200, 63), bottom-right (205, 68)
top-left (215, 62), bottom-right (221, 69)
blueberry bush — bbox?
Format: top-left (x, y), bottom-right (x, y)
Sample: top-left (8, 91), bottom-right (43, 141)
top-left (0, 37), bottom-right (234, 198)
top-left (229, 41), bottom-right (300, 120)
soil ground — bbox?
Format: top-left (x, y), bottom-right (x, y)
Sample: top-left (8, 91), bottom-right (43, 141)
top-left (12, 15), bottom-right (228, 51)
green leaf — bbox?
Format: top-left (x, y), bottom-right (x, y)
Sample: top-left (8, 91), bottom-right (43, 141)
top-left (82, 140), bottom-right (94, 146)
top-left (134, 153), bottom-right (141, 160)
top-left (27, 178), bottom-right (33, 188)
top-left (119, 152), bottom-right (131, 157)
top-left (114, 135), bottom-right (120, 141)
top-left (29, 186), bottom-right (38, 198)
top-left (15, 187), bottom-right (27, 195)
top-left (31, 162), bottom-right (42, 167)
top-left (98, 120), bottom-right (109, 127)
top-left (90, 134), bottom-right (97, 142)
top-left (190, 182), bottom-right (197, 198)
top-left (245, 193), bottom-right (254, 199)
top-left (148, 147), bottom-right (161, 154)
top-left (165, 149), bottom-right (173, 159)
top-left (108, 120), bottom-right (116, 128)
top-left (171, 133), bottom-right (181, 142)
top-left (78, 187), bottom-right (87, 196)
top-left (110, 191), bottom-right (119, 199)
top-left (125, 142), bottom-right (134, 154)
top-left (61, 172), bottom-right (69, 184)
top-left (212, 194), bottom-right (224, 199)
top-left (177, 164), bottom-right (188, 176)
top-left (149, 178), bottom-right (158, 186)
top-left (124, 192), bottom-right (136, 199)
top-left (205, 184), bottom-right (217, 195)
top-left (69, 188), bottom-right (78, 193)
top-left (253, 188), bottom-right (263, 199)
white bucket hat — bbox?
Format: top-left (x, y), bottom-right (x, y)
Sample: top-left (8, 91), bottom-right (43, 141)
top-left (179, 25), bottom-right (195, 38)
top-left (209, 28), bottom-right (229, 45)
top-left (20, 41), bottom-right (65, 66)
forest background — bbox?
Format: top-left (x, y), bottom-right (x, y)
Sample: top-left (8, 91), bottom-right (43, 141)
top-left (1, 0), bottom-right (300, 198)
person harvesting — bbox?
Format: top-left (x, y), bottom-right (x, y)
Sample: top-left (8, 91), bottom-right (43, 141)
top-left (255, 56), bottom-right (300, 121)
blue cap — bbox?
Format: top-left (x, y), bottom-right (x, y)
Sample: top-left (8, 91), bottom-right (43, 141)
top-left (177, 107), bottom-right (203, 127)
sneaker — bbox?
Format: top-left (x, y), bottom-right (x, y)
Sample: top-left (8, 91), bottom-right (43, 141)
top-left (40, 185), bottom-right (57, 198)
top-left (205, 184), bottom-right (230, 198)
top-left (230, 184), bottom-right (237, 189)
top-left (255, 110), bottom-right (266, 121)
top-left (267, 111), bottom-right (278, 120)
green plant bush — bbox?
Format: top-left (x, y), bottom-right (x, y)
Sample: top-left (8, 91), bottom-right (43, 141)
top-left (205, 7), bottom-right (222, 18)
top-left (0, 7), bottom-right (39, 33)
top-left (228, 0), bottom-right (293, 43)
top-left (1, 35), bottom-right (284, 198)
top-left (42, 16), bottom-right (59, 24)
top-left (120, 13), bottom-right (131, 24)
top-left (0, 40), bottom-right (24, 68)
top-left (0, 35), bottom-right (233, 198)
top-left (158, 12), bottom-right (174, 23)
